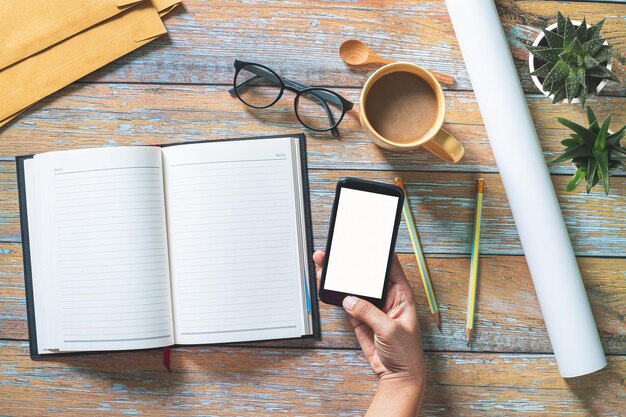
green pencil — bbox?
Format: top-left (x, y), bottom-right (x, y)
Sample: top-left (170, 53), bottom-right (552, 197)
top-left (466, 178), bottom-right (484, 345)
top-left (395, 177), bottom-right (441, 331)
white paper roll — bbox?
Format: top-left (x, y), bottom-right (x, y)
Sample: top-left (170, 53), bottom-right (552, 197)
top-left (445, 0), bottom-right (606, 378)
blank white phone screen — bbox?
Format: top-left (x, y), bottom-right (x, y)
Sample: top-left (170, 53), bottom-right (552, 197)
top-left (324, 187), bottom-right (399, 298)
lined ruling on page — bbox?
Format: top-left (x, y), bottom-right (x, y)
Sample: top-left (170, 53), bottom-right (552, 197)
top-left (36, 147), bottom-right (174, 351)
top-left (162, 138), bottom-right (305, 344)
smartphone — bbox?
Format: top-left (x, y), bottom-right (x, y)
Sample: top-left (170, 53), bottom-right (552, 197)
top-left (319, 178), bottom-right (404, 308)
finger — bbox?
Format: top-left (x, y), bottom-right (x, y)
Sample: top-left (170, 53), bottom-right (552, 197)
top-left (313, 250), bottom-right (325, 267)
top-left (389, 254), bottom-right (409, 284)
top-left (313, 251), bottom-right (325, 285)
top-left (347, 316), bottom-right (376, 360)
top-left (389, 255), bottom-right (418, 303)
top-left (383, 283), bottom-right (418, 319)
top-left (343, 296), bottom-right (393, 334)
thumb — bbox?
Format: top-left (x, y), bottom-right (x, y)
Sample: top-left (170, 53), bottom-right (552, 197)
top-left (343, 296), bottom-right (391, 334)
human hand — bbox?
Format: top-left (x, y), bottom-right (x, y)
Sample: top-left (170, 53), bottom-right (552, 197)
top-left (313, 250), bottom-right (426, 388)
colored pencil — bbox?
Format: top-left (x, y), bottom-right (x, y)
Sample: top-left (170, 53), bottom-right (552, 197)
top-left (466, 178), bottom-right (484, 345)
top-left (394, 177), bottom-right (441, 331)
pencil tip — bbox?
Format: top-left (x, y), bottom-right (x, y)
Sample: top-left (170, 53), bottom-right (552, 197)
top-left (433, 311), bottom-right (442, 332)
top-left (466, 328), bottom-right (472, 346)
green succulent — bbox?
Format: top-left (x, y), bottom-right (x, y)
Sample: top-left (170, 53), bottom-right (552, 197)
top-left (551, 107), bottom-right (625, 195)
top-left (527, 12), bottom-right (618, 108)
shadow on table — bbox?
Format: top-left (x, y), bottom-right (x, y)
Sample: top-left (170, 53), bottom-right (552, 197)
top-left (37, 343), bottom-right (312, 395)
top-left (233, 101), bottom-right (350, 142)
top-left (229, 97), bottom-right (367, 142)
top-left (565, 364), bottom-right (623, 415)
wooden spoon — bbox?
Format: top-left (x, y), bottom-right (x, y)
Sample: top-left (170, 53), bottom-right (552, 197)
top-left (339, 39), bottom-right (455, 86)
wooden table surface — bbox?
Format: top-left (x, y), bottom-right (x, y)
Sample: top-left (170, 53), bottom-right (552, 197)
top-left (1, 0), bottom-right (624, 416)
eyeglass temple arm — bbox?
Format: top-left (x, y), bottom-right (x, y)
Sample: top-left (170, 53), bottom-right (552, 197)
top-left (228, 75), bottom-right (262, 95)
top-left (229, 67), bottom-right (341, 137)
top-left (283, 79), bottom-right (344, 106)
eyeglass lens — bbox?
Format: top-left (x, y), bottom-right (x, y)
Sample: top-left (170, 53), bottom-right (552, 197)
top-left (296, 90), bottom-right (345, 131)
top-left (235, 64), bottom-right (282, 108)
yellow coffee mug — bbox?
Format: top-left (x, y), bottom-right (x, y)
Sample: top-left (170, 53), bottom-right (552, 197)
top-left (359, 62), bottom-right (464, 163)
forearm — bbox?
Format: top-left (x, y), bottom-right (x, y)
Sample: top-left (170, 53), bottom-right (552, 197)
top-left (365, 377), bottom-right (425, 417)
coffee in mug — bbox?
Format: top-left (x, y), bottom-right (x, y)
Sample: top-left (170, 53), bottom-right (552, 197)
top-left (359, 62), bottom-right (463, 163)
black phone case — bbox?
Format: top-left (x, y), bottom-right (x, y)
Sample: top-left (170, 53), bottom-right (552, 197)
top-left (318, 177), bottom-right (404, 308)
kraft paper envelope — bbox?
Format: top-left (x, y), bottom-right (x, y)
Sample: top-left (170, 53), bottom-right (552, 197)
top-left (0, 3), bottom-right (166, 127)
top-left (0, 0), bottom-right (182, 127)
top-left (0, 0), bottom-right (148, 71)
top-left (152, 0), bottom-right (182, 16)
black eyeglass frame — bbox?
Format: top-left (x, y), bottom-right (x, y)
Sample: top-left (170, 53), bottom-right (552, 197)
top-left (229, 59), bottom-right (354, 137)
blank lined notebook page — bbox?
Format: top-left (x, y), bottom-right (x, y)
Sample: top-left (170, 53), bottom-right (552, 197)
top-left (34, 147), bottom-right (174, 352)
top-left (162, 138), bottom-right (305, 344)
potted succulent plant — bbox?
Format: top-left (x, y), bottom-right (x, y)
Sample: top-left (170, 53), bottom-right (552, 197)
top-left (527, 12), bottom-right (618, 107)
top-left (552, 107), bottom-right (625, 195)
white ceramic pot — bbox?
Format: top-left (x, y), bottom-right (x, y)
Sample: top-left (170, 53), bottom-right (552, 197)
top-left (528, 21), bottom-right (613, 104)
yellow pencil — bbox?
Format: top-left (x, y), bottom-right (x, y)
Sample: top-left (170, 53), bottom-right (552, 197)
top-left (466, 178), bottom-right (484, 345)
top-left (394, 177), bottom-right (441, 331)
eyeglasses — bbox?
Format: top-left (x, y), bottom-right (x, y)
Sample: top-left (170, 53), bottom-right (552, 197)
top-left (229, 60), bottom-right (353, 137)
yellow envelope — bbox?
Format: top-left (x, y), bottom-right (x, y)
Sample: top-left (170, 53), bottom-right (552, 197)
top-left (152, 0), bottom-right (182, 16)
top-left (0, 2), bottom-right (166, 127)
top-left (0, 0), bottom-right (147, 71)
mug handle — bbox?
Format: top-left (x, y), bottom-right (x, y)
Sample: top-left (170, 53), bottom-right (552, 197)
top-left (423, 128), bottom-right (464, 163)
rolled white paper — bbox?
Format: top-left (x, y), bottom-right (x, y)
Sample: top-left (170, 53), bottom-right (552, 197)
top-left (445, 0), bottom-right (606, 378)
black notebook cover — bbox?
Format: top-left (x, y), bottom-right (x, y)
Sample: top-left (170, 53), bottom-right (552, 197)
top-left (17, 133), bottom-right (320, 359)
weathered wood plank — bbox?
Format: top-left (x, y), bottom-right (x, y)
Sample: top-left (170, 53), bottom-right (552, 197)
top-left (1, 84), bottom-right (624, 175)
top-left (1, 163), bottom-right (624, 255)
top-left (2, 243), bottom-right (623, 354)
top-left (307, 170), bottom-right (625, 257)
top-left (69, 0), bottom-right (625, 98)
top-left (0, 341), bottom-right (623, 416)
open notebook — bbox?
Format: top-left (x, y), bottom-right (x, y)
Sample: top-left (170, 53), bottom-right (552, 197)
top-left (17, 134), bottom-right (319, 358)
